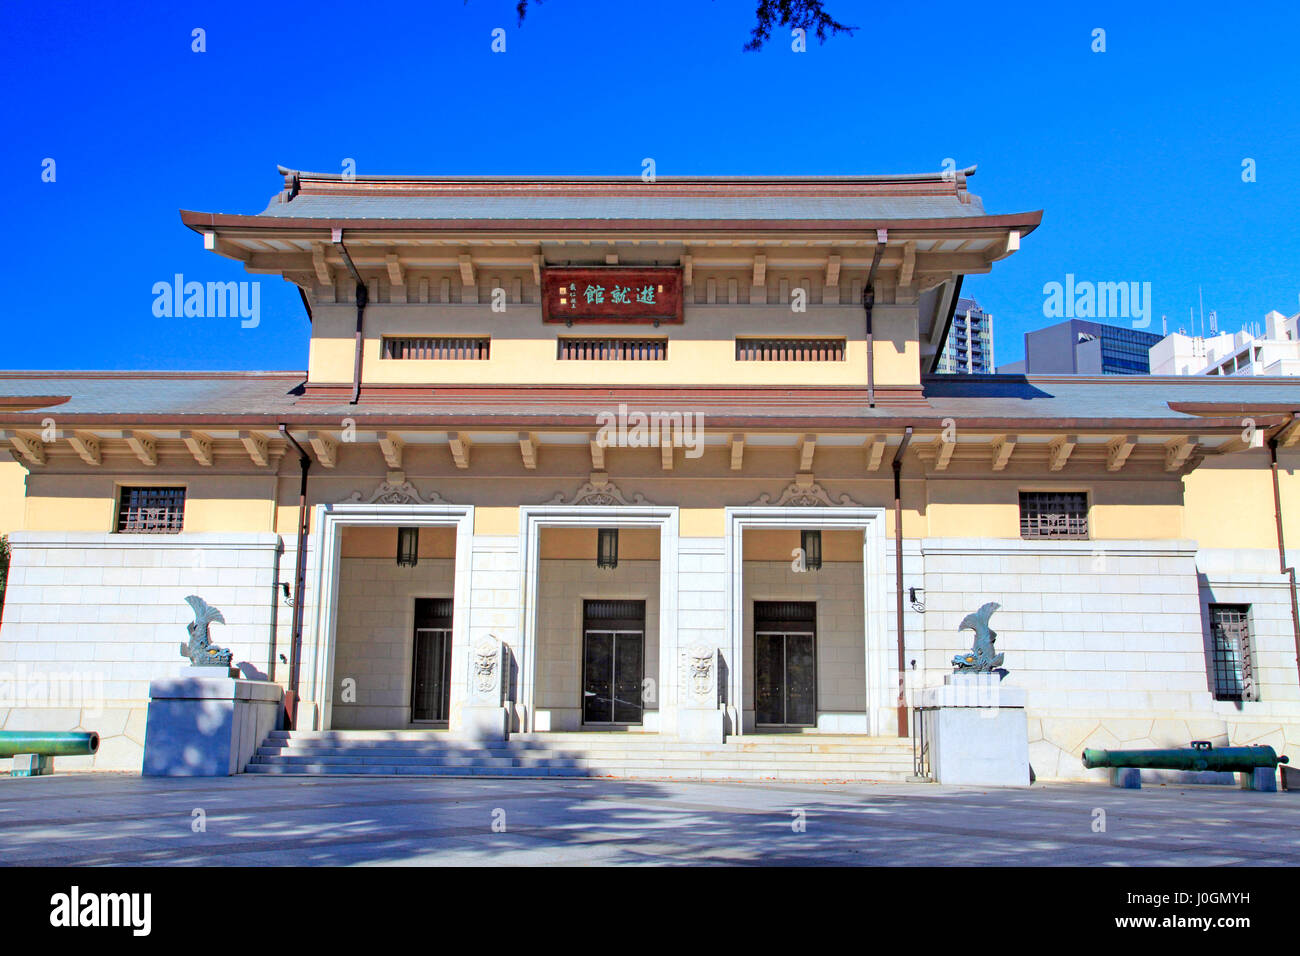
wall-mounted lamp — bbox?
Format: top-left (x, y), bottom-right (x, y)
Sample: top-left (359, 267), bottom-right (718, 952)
top-left (801, 530), bottom-right (822, 571)
top-left (909, 586), bottom-right (925, 613)
top-left (397, 526), bottom-right (420, 567)
top-left (278, 582), bottom-right (295, 607)
top-left (597, 528), bottom-right (619, 570)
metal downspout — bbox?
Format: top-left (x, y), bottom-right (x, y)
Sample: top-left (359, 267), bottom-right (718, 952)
top-left (279, 424), bottom-right (312, 729)
top-left (1268, 419), bottom-right (1300, 685)
top-left (892, 426), bottom-right (913, 737)
top-left (862, 232), bottom-right (885, 408)
top-left (332, 232), bottom-right (368, 405)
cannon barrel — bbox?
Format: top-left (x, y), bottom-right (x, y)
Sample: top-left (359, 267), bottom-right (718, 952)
top-left (0, 731), bottom-right (100, 758)
top-left (1082, 743), bottom-right (1287, 773)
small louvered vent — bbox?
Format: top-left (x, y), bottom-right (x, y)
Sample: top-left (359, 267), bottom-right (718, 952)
top-left (736, 338), bottom-right (846, 361)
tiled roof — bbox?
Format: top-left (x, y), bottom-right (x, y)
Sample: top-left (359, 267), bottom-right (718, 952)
top-left (0, 371), bottom-right (1295, 429)
top-left (255, 192), bottom-right (991, 222)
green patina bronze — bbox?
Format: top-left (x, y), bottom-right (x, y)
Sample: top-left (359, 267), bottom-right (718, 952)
top-left (0, 731), bottom-right (100, 758)
top-left (1082, 741), bottom-right (1288, 773)
top-left (950, 601), bottom-right (1005, 674)
top-left (181, 594), bottom-right (233, 667)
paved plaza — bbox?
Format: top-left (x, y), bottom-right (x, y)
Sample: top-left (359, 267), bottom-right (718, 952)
top-left (0, 773), bottom-right (1297, 866)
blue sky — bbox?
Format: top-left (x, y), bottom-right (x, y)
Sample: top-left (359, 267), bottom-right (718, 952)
top-left (3, 0), bottom-right (1298, 371)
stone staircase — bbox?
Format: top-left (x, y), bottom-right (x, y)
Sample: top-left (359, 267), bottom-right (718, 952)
top-left (245, 730), bottom-right (920, 782)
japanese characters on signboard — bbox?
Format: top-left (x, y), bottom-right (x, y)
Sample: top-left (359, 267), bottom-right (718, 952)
top-left (542, 267), bottom-right (683, 324)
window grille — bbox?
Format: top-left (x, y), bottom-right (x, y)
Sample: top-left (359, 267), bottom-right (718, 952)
top-left (382, 337), bottom-right (490, 360)
top-left (1209, 604), bottom-right (1256, 701)
top-left (1018, 491), bottom-right (1088, 539)
top-left (116, 487), bottom-right (185, 534)
top-left (557, 337), bottom-right (667, 361)
top-left (735, 338), bottom-right (846, 361)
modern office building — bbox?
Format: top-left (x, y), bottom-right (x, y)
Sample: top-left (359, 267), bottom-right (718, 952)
top-left (935, 296), bottom-right (994, 374)
top-left (1015, 319), bottom-right (1163, 375)
top-left (1150, 310), bottom-right (1300, 377)
top-left (0, 166), bottom-right (1297, 784)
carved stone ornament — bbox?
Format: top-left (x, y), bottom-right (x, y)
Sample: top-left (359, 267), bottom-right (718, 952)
top-left (679, 644), bottom-right (718, 707)
top-left (470, 635), bottom-right (505, 703)
top-left (548, 475), bottom-right (651, 507)
top-left (750, 478), bottom-right (862, 508)
top-left (180, 595), bottom-right (233, 667)
top-left (341, 480), bottom-right (449, 506)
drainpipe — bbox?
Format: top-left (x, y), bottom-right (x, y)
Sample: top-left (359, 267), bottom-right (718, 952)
top-left (892, 426), bottom-right (913, 737)
top-left (862, 230), bottom-right (886, 408)
top-left (1267, 418), bottom-right (1300, 684)
top-left (332, 229), bottom-right (368, 405)
top-left (279, 424), bottom-right (312, 729)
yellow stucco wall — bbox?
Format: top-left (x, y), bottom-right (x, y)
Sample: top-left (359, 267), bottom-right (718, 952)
top-left (0, 458), bottom-right (28, 534)
top-left (307, 302), bottom-right (922, 388)
top-left (1183, 448), bottom-right (1300, 550)
top-left (7, 448), bottom-right (1297, 551)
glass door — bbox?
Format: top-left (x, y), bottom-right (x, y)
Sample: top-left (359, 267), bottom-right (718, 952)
top-left (754, 601), bottom-right (817, 727)
top-left (582, 600), bottom-right (646, 725)
top-left (411, 598), bottom-right (453, 722)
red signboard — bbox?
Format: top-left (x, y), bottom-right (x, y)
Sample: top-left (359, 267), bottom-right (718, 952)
top-left (542, 267), bottom-right (683, 324)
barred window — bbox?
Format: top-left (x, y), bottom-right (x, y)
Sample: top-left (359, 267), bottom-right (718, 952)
top-left (116, 487), bottom-right (185, 534)
top-left (1209, 604), bottom-right (1256, 701)
top-left (736, 337), bottom-right (846, 361)
top-left (558, 337), bottom-right (666, 361)
top-left (1019, 491), bottom-right (1088, 539)
top-left (382, 337), bottom-right (490, 360)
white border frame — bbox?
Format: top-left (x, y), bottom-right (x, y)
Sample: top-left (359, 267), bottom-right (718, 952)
top-left (305, 503), bottom-right (475, 730)
top-left (724, 506), bottom-right (890, 736)
top-left (517, 504), bottom-right (679, 733)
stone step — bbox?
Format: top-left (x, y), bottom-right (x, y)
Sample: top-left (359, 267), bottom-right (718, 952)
top-left (250, 751), bottom-right (911, 770)
top-left (244, 762), bottom-right (916, 781)
top-left (255, 743), bottom-right (913, 762)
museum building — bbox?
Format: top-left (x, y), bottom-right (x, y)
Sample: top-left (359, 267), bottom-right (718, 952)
top-left (0, 165), bottom-right (1297, 780)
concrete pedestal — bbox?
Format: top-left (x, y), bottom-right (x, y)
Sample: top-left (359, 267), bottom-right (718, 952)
top-left (11, 754), bottom-right (53, 777)
top-left (461, 705), bottom-right (510, 742)
top-left (1241, 767), bottom-right (1278, 792)
top-left (676, 708), bottom-right (725, 743)
top-left (143, 676), bottom-right (283, 776)
top-left (920, 673), bottom-right (1031, 787)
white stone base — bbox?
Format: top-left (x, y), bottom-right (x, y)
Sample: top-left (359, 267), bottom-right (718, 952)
top-left (676, 708), bottom-right (725, 743)
top-left (143, 676), bottom-right (283, 776)
top-left (11, 754), bottom-right (53, 777)
top-left (922, 673), bottom-right (1031, 787)
top-left (1242, 767), bottom-right (1278, 792)
top-left (460, 705), bottom-right (511, 742)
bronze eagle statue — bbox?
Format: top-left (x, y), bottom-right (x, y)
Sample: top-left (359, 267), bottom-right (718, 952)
top-left (951, 601), bottom-right (1005, 674)
top-left (180, 595), bottom-right (233, 667)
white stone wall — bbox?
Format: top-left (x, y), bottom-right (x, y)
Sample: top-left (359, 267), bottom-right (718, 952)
top-left (467, 535), bottom-right (520, 730)
top-left (0, 531), bottom-right (283, 771)
top-left (741, 560), bottom-right (866, 730)
top-left (920, 538), bottom-right (1225, 781)
top-left (677, 537), bottom-right (728, 733)
top-left (331, 556), bottom-right (454, 729)
top-left (1195, 547), bottom-right (1300, 755)
top-left (534, 558), bottom-right (660, 731)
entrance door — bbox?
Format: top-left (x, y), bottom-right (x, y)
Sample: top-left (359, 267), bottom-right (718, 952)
top-left (754, 601), bottom-right (817, 726)
top-left (582, 600), bottom-right (645, 725)
top-left (411, 598), bottom-right (453, 722)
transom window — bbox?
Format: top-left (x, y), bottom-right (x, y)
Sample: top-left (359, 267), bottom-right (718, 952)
top-left (557, 337), bottom-right (666, 361)
top-left (1018, 491), bottom-right (1088, 539)
top-left (116, 486), bottom-right (186, 534)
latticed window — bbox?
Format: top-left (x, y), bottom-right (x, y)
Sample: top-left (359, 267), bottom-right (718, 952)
top-left (1209, 604), bottom-right (1256, 701)
top-left (557, 337), bottom-right (667, 361)
top-left (1019, 491), bottom-right (1088, 539)
top-left (116, 487), bottom-right (185, 534)
top-left (735, 337), bottom-right (846, 361)
top-left (382, 337), bottom-right (490, 360)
